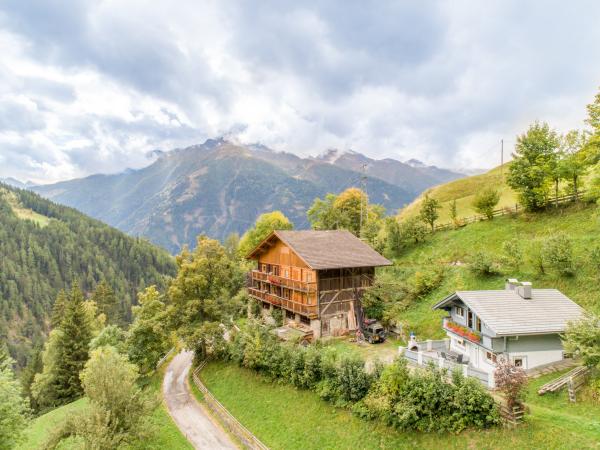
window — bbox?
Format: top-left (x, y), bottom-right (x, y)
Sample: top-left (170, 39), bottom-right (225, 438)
top-left (514, 358), bottom-right (524, 368)
top-left (476, 317), bottom-right (482, 332)
top-left (455, 306), bottom-right (465, 317)
top-left (307, 272), bottom-right (312, 282)
top-left (455, 338), bottom-right (465, 348)
top-left (467, 311), bottom-right (473, 328)
top-left (486, 351), bottom-right (497, 364)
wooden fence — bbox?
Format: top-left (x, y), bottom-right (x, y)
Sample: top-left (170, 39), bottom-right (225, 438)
top-left (434, 191), bottom-right (586, 232)
top-left (192, 361), bottom-right (269, 450)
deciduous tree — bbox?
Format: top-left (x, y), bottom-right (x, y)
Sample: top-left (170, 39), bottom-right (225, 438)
top-left (507, 122), bottom-right (560, 211)
top-left (419, 194), bottom-right (440, 231)
top-left (239, 211), bottom-right (293, 257)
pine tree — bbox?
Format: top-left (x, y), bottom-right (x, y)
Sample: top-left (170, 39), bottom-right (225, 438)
top-left (91, 280), bottom-right (118, 325)
top-left (53, 283), bottom-right (93, 403)
top-left (50, 290), bottom-right (67, 329)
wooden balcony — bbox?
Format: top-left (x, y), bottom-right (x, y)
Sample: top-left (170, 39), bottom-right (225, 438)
top-left (247, 287), bottom-right (318, 319)
top-left (250, 270), bottom-right (317, 293)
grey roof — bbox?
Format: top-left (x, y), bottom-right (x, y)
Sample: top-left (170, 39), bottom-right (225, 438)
top-left (433, 289), bottom-right (585, 336)
top-left (247, 230), bottom-right (392, 270)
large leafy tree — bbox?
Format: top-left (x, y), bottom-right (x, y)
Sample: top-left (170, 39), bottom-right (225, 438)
top-left (0, 348), bottom-right (29, 449)
top-left (308, 188), bottom-right (384, 237)
top-left (238, 211), bottom-right (293, 257)
top-left (127, 286), bottom-right (171, 374)
top-left (507, 122), bottom-right (560, 210)
top-left (558, 130), bottom-right (589, 198)
top-left (168, 236), bottom-right (244, 358)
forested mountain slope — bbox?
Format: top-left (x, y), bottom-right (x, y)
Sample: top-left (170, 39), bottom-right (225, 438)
top-left (33, 139), bottom-right (464, 253)
top-left (0, 185), bottom-right (176, 366)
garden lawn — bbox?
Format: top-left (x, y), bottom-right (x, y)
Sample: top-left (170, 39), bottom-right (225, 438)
top-left (199, 360), bottom-right (600, 450)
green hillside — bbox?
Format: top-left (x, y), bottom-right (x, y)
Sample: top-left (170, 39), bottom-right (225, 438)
top-left (399, 164), bottom-right (517, 222)
top-left (0, 184), bottom-right (176, 367)
top-left (390, 203), bottom-right (600, 340)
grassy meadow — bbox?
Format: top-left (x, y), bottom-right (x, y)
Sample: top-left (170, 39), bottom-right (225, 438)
top-left (398, 164), bottom-right (517, 223)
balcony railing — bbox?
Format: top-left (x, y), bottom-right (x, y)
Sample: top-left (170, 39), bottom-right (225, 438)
top-left (248, 287), bottom-right (318, 318)
top-left (443, 317), bottom-right (482, 344)
top-left (250, 270), bottom-right (317, 293)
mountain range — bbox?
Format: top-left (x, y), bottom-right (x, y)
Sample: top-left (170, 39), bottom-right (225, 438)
top-left (32, 139), bottom-right (464, 253)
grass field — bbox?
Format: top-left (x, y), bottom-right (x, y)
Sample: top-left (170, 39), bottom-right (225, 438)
top-left (398, 164), bottom-right (517, 223)
top-left (199, 361), bottom-right (600, 450)
top-left (17, 364), bottom-right (192, 450)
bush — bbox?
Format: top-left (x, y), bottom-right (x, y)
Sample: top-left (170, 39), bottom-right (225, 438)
top-left (317, 356), bottom-right (372, 406)
top-left (271, 308), bottom-right (284, 327)
top-left (589, 246), bottom-right (600, 272)
top-left (469, 251), bottom-right (500, 276)
top-left (473, 188), bottom-right (500, 220)
top-left (501, 238), bottom-right (523, 271)
top-left (399, 217), bottom-right (429, 245)
top-left (494, 357), bottom-right (528, 409)
top-left (411, 266), bottom-right (445, 298)
top-left (542, 234), bottom-right (574, 276)
top-left (355, 360), bottom-right (498, 432)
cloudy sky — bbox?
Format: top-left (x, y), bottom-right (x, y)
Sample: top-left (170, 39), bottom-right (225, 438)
top-left (1, 1), bottom-right (599, 184)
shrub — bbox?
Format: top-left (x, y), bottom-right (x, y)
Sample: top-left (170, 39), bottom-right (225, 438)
top-left (411, 266), bottom-right (445, 298)
top-left (469, 251), bottom-right (500, 276)
top-left (450, 371), bottom-right (500, 432)
top-left (563, 314), bottom-right (600, 371)
top-left (271, 307), bottom-right (284, 327)
top-left (494, 357), bottom-right (528, 409)
top-left (501, 238), bottom-right (523, 271)
top-left (399, 217), bottom-right (429, 245)
top-left (317, 355), bottom-right (371, 406)
top-left (473, 188), bottom-right (500, 220)
top-left (542, 234), bottom-right (574, 276)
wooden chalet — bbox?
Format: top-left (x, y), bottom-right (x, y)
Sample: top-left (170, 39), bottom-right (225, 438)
top-left (246, 230), bottom-right (391, 337)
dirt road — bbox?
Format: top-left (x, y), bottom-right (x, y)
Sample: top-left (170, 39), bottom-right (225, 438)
top-left (163, 351), bottom-right (238, 449)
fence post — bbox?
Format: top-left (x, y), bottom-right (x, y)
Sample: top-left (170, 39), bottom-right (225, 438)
top-left (417, 351), bottom-right (423, 366)
top-left (444, 338), bottom-right (450, 350)
top-left (398, 346), bottom-right (405, 356)
top-left (426, 339), bottom-right (433, 351)
top-left (488, 371), bottom-right (495, 389)
top-left (438, 356), bottom-right (445, 368)
top-left (462, 364), bottom-right (468, 376)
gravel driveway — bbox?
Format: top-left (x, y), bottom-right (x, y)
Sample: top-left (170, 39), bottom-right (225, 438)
top-left (163, 351), bottom-right (238, 449)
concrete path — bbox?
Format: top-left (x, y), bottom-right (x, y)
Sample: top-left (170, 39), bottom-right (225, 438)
top-left (163, 351), bottom-right (238, 450)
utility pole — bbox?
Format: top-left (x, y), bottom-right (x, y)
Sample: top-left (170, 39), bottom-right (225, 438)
top-left (359, 163), bottom-right (368, 233)
top-left (500, 139), bottom-right (504, 178)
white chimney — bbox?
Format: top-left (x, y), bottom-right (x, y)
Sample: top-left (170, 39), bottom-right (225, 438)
top-left (505, 278), bottom-right (519, 291)
top-left (517, 281), bottom-right (532, 299)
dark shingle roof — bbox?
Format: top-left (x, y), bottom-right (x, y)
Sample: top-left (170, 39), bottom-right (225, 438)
top-left (248, 230), bottom-right (392, 270)
top-left (433, 289), bottom-right (585, 336)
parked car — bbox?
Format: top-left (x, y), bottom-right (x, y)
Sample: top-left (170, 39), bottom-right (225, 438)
top-left (364, 322), bottom-right (386, 344)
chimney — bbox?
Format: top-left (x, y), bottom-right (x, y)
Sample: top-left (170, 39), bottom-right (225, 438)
top-left (517, 281), bottom-right (532, 299)
top-left (505, 278), bottom-right (519, 291)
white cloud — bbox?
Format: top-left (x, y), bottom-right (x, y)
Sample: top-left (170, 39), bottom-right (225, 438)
top-left (0, 0), bottom-right (599, 183)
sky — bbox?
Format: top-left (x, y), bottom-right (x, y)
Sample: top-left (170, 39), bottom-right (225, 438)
top-left (1, 1), bottom-right (599, 184)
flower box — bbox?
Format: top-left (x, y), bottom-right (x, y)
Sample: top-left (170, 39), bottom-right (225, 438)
top-left (444, 320), bottom-right (481, 344)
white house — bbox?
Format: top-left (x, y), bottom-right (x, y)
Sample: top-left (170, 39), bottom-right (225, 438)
top-left (432, 279), bottom-right (585, 373)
